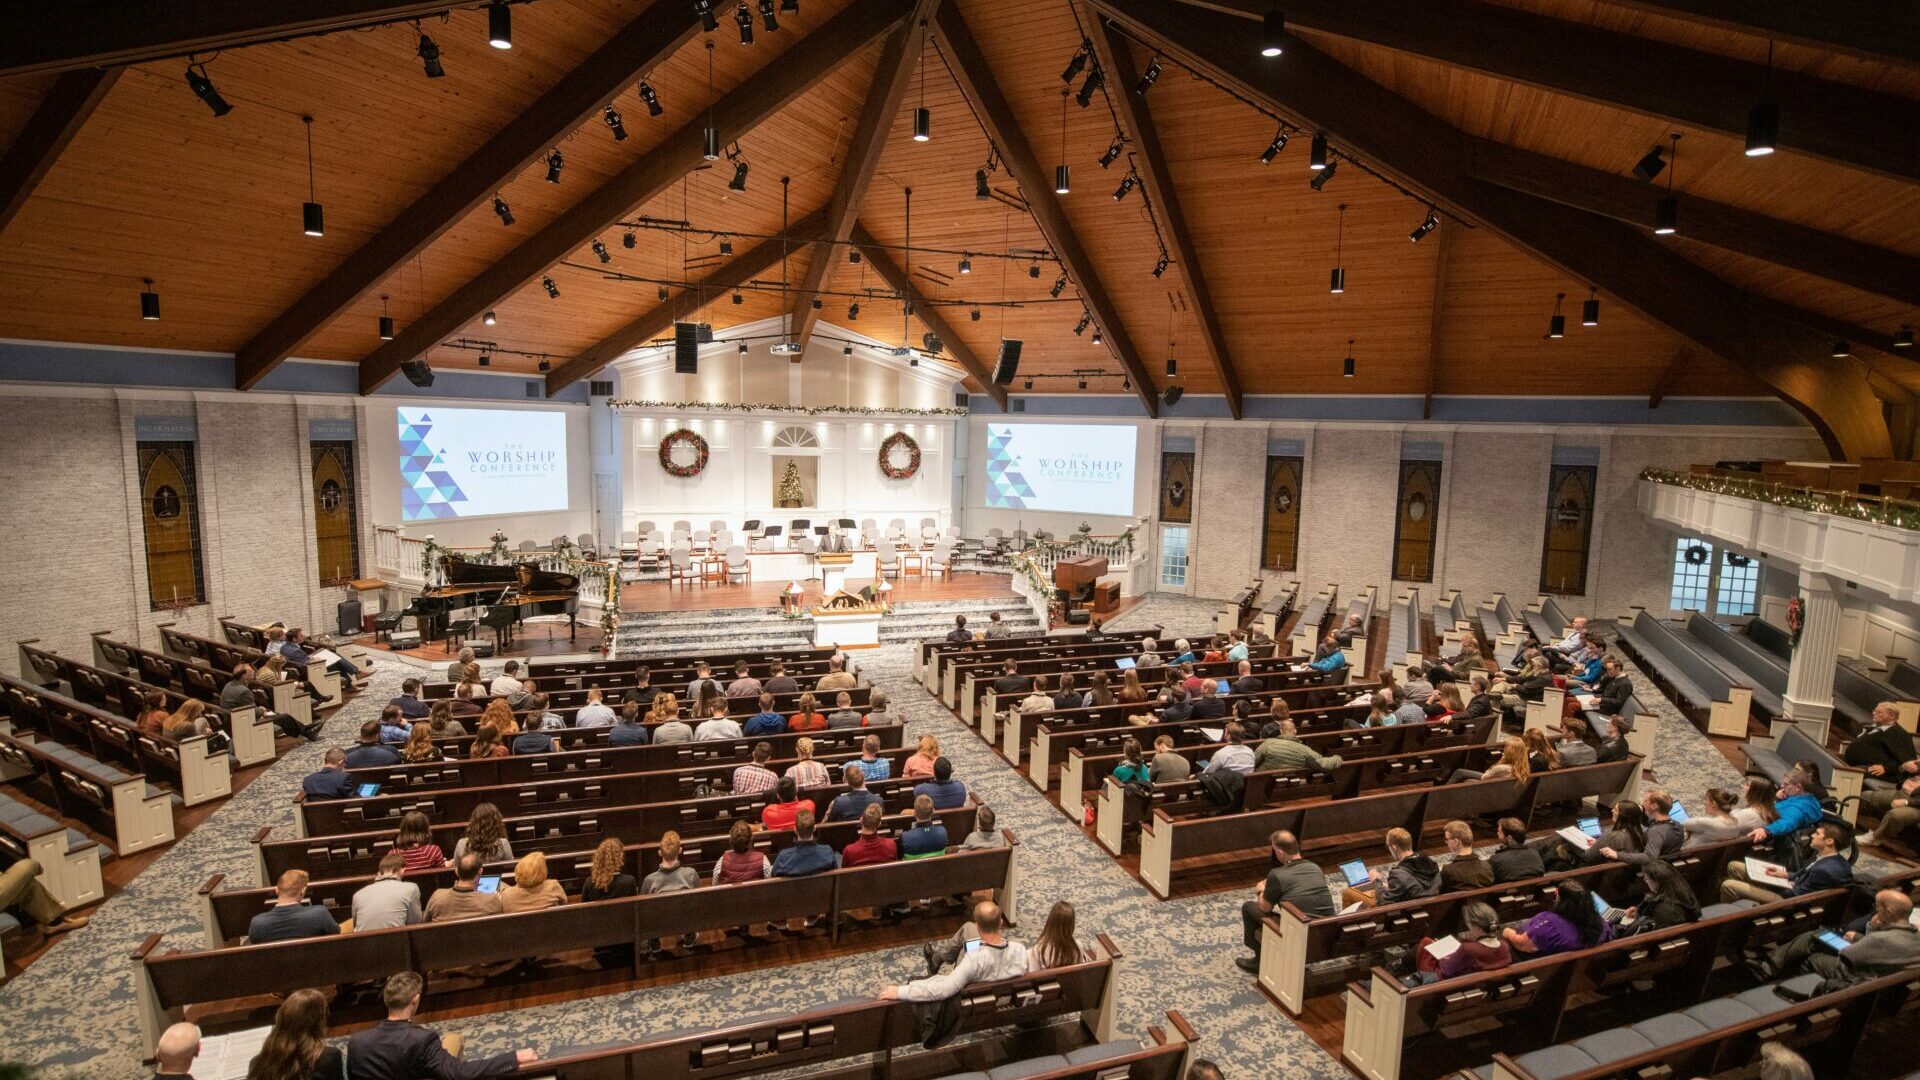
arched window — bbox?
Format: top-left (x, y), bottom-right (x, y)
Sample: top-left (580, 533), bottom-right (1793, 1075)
top-left (771, 426), bottom-right (819, 450)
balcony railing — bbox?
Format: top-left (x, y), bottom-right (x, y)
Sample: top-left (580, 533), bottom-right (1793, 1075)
top-left (1642, 467), bottom-right (1920, 532)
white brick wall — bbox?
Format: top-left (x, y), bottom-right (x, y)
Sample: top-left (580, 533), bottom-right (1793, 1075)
top-left (0, 390), bottom-right (370, 676)
top-left (1296, 427), bottom-right (1399, 598)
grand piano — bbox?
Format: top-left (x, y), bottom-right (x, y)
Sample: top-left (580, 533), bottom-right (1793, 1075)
top-left (1052, 555), bottom-right (1108, 625)
top-left (405, 555), bottom-right (580, 649)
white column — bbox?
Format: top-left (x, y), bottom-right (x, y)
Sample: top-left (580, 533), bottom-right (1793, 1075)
top-left (1783, 568), bottom-right (1842, 729)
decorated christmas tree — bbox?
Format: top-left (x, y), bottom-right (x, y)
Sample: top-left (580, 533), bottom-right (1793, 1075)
top-left (777, 460), bottom-right (805, 506)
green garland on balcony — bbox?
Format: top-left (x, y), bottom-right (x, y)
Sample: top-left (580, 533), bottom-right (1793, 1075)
top-left (1641, 467), bottom-right (1920, 530)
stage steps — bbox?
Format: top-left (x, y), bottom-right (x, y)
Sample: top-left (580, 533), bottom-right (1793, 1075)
top-left (876, 598), bottom-right (1043, 642)
top-left (611, 596), bottom-right (1043, 657)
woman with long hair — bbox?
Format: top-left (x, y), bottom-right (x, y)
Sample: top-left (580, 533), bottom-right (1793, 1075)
top-left (583, 836), bottom-right (636, 901)
top-left (904, 734), bottom-right (940, 778)
top-left (136, 690), bottom-right (169, 737)
top-left (1738, 776), bottom-right (1779, 830)
top-left (453, 802), bottom-right (512, 863)
top-left (426, 699), bottom-right (456, 736)
top-left (1449, 735), bottom-right (1530, 785)
top-left (400, 723), bottom-right (438, 763)
top-left (1082, 671), bottom-right (1114, 709)
top-left (498, 851), bottom-right (565, 912)
top-left (244, 988), bottom-right (341, 1080)
top-left (393, 811), bottom-right (446, 871)
top-left (468, 724), bottom-right (507, 759)
top-left (789, 691), bottom-right (827, 732)
top-left (1028, 900), bottom-right (1089, 971)
top-left (480, 698), bottom-right (517, 736)
top-left (1116, 669), bottom-right (1148, 705)
top-left (1624, 859), bottom-right (1700, 933)
top-left (163, 698), bottom-right (211, 739)
top-left (646, 691), bottom-right (680, 725)
top-left (1112, 737), bottom-right (1150, 786)
top-left (696, 681), bottom-right (725, 722)
top-left (1684, 788), bottom-right (1748, 848)
top-left (1522, 728), bottom-right (1561, 772)
top-left (1505, 879), bottom-right (1611, 956)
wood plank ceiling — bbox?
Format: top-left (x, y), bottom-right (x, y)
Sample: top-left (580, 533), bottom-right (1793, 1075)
top-left (0, 0), bottom-right (1912, 429)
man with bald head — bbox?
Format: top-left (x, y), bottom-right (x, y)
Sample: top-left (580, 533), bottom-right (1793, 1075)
top-left (1237, 829), bottom-right (1335, 973)
top-left (880, 900), bottom-right (1028, 1000)
top-left (154, 1022), bottom-right (201, 1078)
top-left (1758, 889), bottom-right (1920, 984)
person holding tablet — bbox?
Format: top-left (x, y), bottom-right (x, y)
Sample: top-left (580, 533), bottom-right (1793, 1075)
top-left (1754, 888), bottom-right (1919, 984)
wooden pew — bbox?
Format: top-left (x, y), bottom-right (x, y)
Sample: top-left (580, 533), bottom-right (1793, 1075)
top-left (154, 622), bottom-right (332, 722)
top-left (1613, 608), bottom-right (1756, 738)
top-left (1289, 584), bottom-right (1339, 659)
top-left (1, 670), bottom-right (229, 810)
top-left (199, 619), bottom-right (346, 705)
top-left (90, 631), bottom-right (280, 767)
top-left (988, 667), bottom-right (1349, 761)
top-left (1521, 595), bottom-right (1572, 645)
top-left (1386, 588), bottom-right (1422, 682)
top-left (921, 628), bottom-right (1160, 689)
top-left (1746, 615), bottom-right (1917, 734)
top-left (1340, 877), bottom-right (1901, 1080)
top-left (950, 637), bottom-right (1200, 717)
top-left (0, 720), bottom-right (176, 855)
top-left (1257, 836), bottom-right (1754, 1013)
top-left (531, 647), bottom-right (835, 681)
top-left (1256, 579), bottom-right (1300, 642)
top-left (1430, 590), bottom-right (1468, 651)
top-left (299, 746), bottom-right (918, 838)
top-left (135, 838), bottom-right (1022, 1056)
top-left (974, 653), bottom-right (1319, 742)
top-left (1135, 755), bottom-right (1644, 899)
top-left (0, 787), bottom-right (105, 910)
top-left (382, 723), bottom-right (904, 787)
top-left (430, 683), bottom-right (873, 718)
top-left (427, 656), bottom-right (851, 702)
top-left (1342, 585), bottom-right (1381, 675)
top-left (1215, 578), bottom-right (1264, 634)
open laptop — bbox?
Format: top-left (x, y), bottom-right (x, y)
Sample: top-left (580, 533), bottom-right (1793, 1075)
top-left (1218, 679), bottom-right (1233, 696)
top-left (356, 782), bottom-right (380, 798)
top-left (1340, 859), bottom-right (1374, 888)
top-left (475, 875), bottom-right (502, 894)
top-left (1557, 816), bottom-right (1603, 851)
top-left (1113, 657), bottom-right (1136, 671)
top-left (1669, 803), bottom-right (1690, 824)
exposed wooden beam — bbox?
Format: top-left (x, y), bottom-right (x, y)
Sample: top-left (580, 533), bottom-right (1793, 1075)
top-left (1601, 0), bottom-right (1920, 71)
top-left (1, 1), bottom-right (457, 76)
top-left (852, 221), bottom-right (1008, 410)
top-left (1422, 225), bottom-right (1454, 419)
top-left (936, 5), bottom-right (1157, 418)
top-left (1180, 0), bottom-right (1920, 184)
top-left (788, 0), bottom-right (942, 356)
top-left (235, 3), bottom-right (699, 390)
top-left (544, 208), bottom-right (830, 396)
top-left (358, 0), bottom-right (908, 395)
top-left (0, 68), bottom-right (119, 234)
top-left (1093, 0), bottom-right (1890, 459)
top-left (1647, 346), bottom-right (1695, 409)
top-left (1084, 11), bottom-right (1243, 419)
top-left (1469, 142), bottom-right (1920, 310)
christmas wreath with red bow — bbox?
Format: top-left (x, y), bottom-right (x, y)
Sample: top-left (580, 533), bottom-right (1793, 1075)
top-left (878, 431), bottom-right (921, 480)
top-left (659, 428), bottom-right (709, 477)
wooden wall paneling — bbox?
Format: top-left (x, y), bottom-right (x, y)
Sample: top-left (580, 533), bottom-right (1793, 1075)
top-left (850, 220), bottom-right (1005, 406)
top-left (1594, 0), bottom-right (1920, 70)
top-left (0, 68), bottom-right (121, 234)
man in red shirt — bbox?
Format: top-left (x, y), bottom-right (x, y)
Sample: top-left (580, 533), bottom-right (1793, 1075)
top-left (839, 803), bottom-right (899, 867)
top-left (760, 776), bottom-right (806, 831)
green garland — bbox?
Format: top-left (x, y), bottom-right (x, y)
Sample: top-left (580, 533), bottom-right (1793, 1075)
top-left (1010, 551), bottom-right (1062, 620)
top-left (418, 537), bottom-right (445, 580)
top-left (600, 563), bottom-right (619, 655)
top-left (610, 399), bottom-right (968, 417)
top-left (1642, 467), bottom-right (1920, 531)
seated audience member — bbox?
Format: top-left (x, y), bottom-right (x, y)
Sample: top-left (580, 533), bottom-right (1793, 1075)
top-left (281, 626), bottom-right (365, 682)
top-left (303, 748), bottom-right (356, 800)
top-left (859, 688), bottom-right (893, 727)
top-left (0, 856), bottom-right (91, 937)
top-left (713, 819), bottom-right (772, 884)
top-left (398, 724), bottom-right (438, 764)
top-left (452, 803), bottom-right (513, 863)
top-left (685, 662), bottom-right (722, 704)
top-left (1333, 612), bottom-right (1364, 647)
top-left (642, 831), bottom-right (700, 895)
top-left (488, 660), bottom-right (524, 699)
top-left (136, 690), bottom-right (170, 737)
top-left (1489, 818), bottom-right (1546, 881)
top-left (945, 614), bottom-right (972, 643)
top-left (1015, 679), bottom-right (1051, 716)
top-left (468, 725), bottom-right (508, 760)
top-left (1565, 800), bottom-right (1646, 868)
top-left (1860, 773), bottom-right (1920, 849)
top-left (1523, 728), bottom-right (1562, 774)
top-left (786, 737), bottom-right (831, 789)
top-left (1758, 889), bottom-right (1919, 985)
top-left (498, 851), bottom-right (565, 912)
top-left (725, 661), bottom-right (763, 700)
top-left (1186, 1063), bottom-right (1224, 1080)
top-left (425, 700), bottom-right (456, 737)
top-left (1447, 735), bottom-right (1529, 786)
top-left (223, 664), bottom-right (323, 742)
top-left (353, 852), bottom-right (425, 931)
top-left (345, 971), bottom-right (533, 1078)
top-left (732, 743), bottom-right (779, 796)
top-left (1622, 859), bottom-right (1700, 935)
top-left (426, 854), bottom-right (504, 921)
top-left (572, 688), bottom-right (615, 728)
top-left (840, 803), bottom-right (901, 870)
top-left (388, 678), bottom-right (430, 720)
top-left (1049, 673), bottom-right (1080, 711)
top-left (1231, 660), bottom-right (1263, 697)
top-left (771, 809), bottom-right (838, 876)
top-left (991, 659), bottom-right (1026, 698)
top-left (761, 777), bottom-right (806, 831)
top-left (394, 811), bottom-right (448, 872)
top-left (1236, 830), bottom-right (1335, 972)
top-left (1553, 717), bottom-right (1599, 767)
top-left (509, 722), bottom-right (554, 756)
top-left (608, 703), bottom-right (651, 746)
top-left (763, 660), bottom-right (798, 694)
top-left (1202, 723), bottom-right (1256, 777)
top-left (375, 704), bottom-right (413, 745)
top-left (1116, 669), bottom-right (1150, 706)
top-left (1135, 638), bottom-right (1163, 669)
top-left (450, 681), bottom-right (485, 717)
top-left (1171, 639), bottom-right (1197, 665)
top-left (1226, 632), bottom-right (1251, 663)
top-left (1412, 902), bottom-right (1512, 983)
top-left (914, 756), bottom-right (968, 809)
top-left (741, 692), bottom-right (786, 736)
top-left (695, 703), bottom-right (744, 742)
top-left (827, 764), bottom-right (882, 822)
top-left (900, 795), bottom-right (949, 858)
top-left (1028, 900), bottom-right (1092, 972)
top-left (903, 734), bottom-right (941, 779)
top-left (960, 805), bottom-right (1006, 850)
top-left (246, 987), bottom-right (343, 1080)
top-left (1151, 735), bottom-right (1193, 783)
top-left (1721, 819), bottom-right (1854, 904)
top-left (816, 658), bottom-right (857, 692)
top-left (249, 871), bottom-right (340, 943)
top-left (1082, 671), bottom-right (1115, 708)
top-left (1254, 718), bottom-right (1343, 773)
top-left (164, 699), bottom-right (218, 742)
top-left (789, 692), bottom-right (829, 733)
top-left (1369, 827), bottom-right (1441, 903)
top-left (652, 706), bottom-right (694, 745)
top-left (1682, 787), bottom-right (1748, 847)
top-left (1190, 680), bottom-right (1227, 721)
top-left (643, 690), bottom-right (680, 727)
top-left (480, 699), bottom-right (518, 736)
top-left (1504, 880), bottom-right (1611, 957)
top-left (881, 901), bottom-right (1026, 1000)
top-left (581, 836), bottom-right (637, 901)
top-left (346, 720), bottom-right (402, 768)
top-left (526, 693), bottom-right (564, 731)
top-left (1439, 821), bottom-right (1494, 892)
top-left (1307, 633), bottom-right (1348, 674)
top-left (154, 1023), bottom-right (202, 1079)
top-left (1112, 738), bottom-right (1152, 786)
top-left (1601, 790), bottom-right (1683, 867)
top-left (847, 734), bottom-right (891, 782)
top-left (827, 691), bottom-right (864, 729)
top-left (1179, 663), bottom-right (1206, 698)
top-left (445, 647), bottom-right (477, 684)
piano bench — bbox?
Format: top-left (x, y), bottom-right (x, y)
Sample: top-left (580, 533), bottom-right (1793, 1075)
top-left (370, 612), bottom-right (406, 642)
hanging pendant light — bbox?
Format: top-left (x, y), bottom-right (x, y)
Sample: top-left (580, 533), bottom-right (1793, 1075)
top-left (1054, 90), bottom-right (1070, 194)
top-left (378, 295), bottom-right (394, 340)
top-left (300, 115), bottom-right (324, 237)
top-left (1329, 203), bottom-right (1346, 294)
top-left (1654, 132), bottom-right (1680, 235)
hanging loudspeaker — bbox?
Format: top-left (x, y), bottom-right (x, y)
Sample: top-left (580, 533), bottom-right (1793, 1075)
top-left (992, 339), bottom-right (1023, 384)
top-left (674, 322), bottom-right (699, 374)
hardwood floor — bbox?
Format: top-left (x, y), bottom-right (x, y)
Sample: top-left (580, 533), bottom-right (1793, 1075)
top-left (351, 624), bottom-right (606, 662)
top-left (620, 573), bottom-right (1021, 613)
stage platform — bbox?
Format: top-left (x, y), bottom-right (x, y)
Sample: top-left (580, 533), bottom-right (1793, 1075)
top-left (618, 573), bottom-right (1017, 614)
top-left (349, 624), bottom-right (606, 665)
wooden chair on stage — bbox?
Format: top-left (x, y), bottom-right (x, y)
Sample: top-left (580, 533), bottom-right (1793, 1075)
top-left (877, 540), bottom-right (902, 579)
top-left (725, 545), bottom-right (750, 584)
top-left (927, 541), bottom-right (954, 580)
top-left (667, 547), bottom-right (702, 587)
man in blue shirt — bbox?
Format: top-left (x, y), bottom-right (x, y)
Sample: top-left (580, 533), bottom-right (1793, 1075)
top-left (1751, 769), bottom-right (1827, 843)
top-left (608, 703), bottom-right (650, 746)
top-left (899, 795), bottom-right (949, 858)
top-left (846, 734), bottom-right (891, 782)
top-left (1721, 814), bottom-right (1852, 905)
top-left (770, 809), bottom-right (839, 876)
top-left (376, 704), bottom-right (413, 744)
top-left (743, 692), bottom-right (788, 736)
top-left (302, 748), bottom-right (356, 799)
top-left (913, 757), bottom-right (968, 810)
top-left (387, 678), bottom-right (430, 719)
top-left (827, 764), bottom-right (885, 822)
top-left (511, 728), bottom-right (554, 755)
top-left (248, 870), bottom-right (341, 943)
top-left (344, 720), bottom-right (402, 768)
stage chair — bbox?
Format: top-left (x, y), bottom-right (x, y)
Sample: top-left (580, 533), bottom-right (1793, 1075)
top-left (635, 541), bottom-right (661, 573)
top-left (927, 541), bottom-right (954, 579)
top-left (708, 519), bottom-right (726, 534)
top-left (635, 520), bottom-right (657, 537)
top-left (887, 517), bottom-right (907, 542)
top-left (667, 548), bottom-right (700, 587)
top-left (759, 525), bottom-right (783, 554)
top-left (877, 539), bottom-right (901, 579)
top-left (919, 517), bottom-right (938, 545)
top-left (714, 530), bottom-right (734, 552)
top-left (797, 536), bottom-right (818, 556)
top-left (692, 529), bottom-right (711, 552)
top-left (576, 533), bottom-right (596, 555)
top-left (742, 519), bottom-right (763, 543)
top-left (725, 545), bottom-right (750, 584)
top-left (671, 520), bottom-right (692, 534)
top-left (647, 530), bottom-right (665, 544)
top-left (618, 531), bottom-right (639, 562)
top-left (860, 518), bottom-right (879, 548)
top-left (670, 529), bottom-right (691, 549)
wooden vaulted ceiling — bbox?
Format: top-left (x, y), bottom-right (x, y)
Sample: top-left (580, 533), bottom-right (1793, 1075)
top-left (0, 0), bottom-right (1915, 452)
